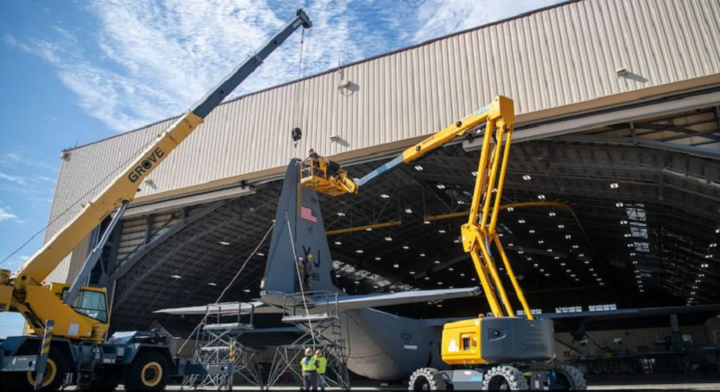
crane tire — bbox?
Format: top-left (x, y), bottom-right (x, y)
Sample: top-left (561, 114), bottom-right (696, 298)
top-left (122, 351), bottom-right (169, 391)
top-left (3, 346), bottom-right (69, 391)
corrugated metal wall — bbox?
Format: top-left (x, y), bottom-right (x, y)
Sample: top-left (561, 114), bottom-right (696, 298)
top-left (45, 0), bottom-right (720, 283)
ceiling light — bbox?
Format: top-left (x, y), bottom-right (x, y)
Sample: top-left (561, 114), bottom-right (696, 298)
top-left (571, 274), bottom-right (576, 277)
top-left (616, 202), bottom-right (624, 207)
top-left (627, 243), bottom-right (634, 248)
top-left (337, 212), bottom-right (346, 216)
top-left (620, 220), bottom-right (628, 225)
top-left (630, 253), bottom-right (636, 256)
top-left (409, 271), bottom-right (415, 275)
top-left (596, 278), bottom-right (602, 281)
top-left (424, 276), bottom-right (430, 280)
top-left (405, 208), bottom-right (413, 214)
top-left (507, 207), bottom-right (514, 212)
top-left (434, 260), bottom-right (440, 264)
top-left (533, 263), bottom-right (539, 267)
top-left (385, 237), bottom-right (392, 241)
top-left (584, 261), bottom-right (590, 264)
top-left (538, 194), bottom-right (546, 200)
top-left (403, 245), bottom-right (409, 249)
top-left (454, 239), bottom-right (460, 243)
top-left (710, 243), bottom-right (717, 248)
top-left (208, 282), bottom-right (217, 286)
top-left (471, 171), bottom-right (478, 177)
top-left (438, 229), bottom-right (446, 233)
top-left (518, 219), bottom-right (526, 224)
top-left (509, 243), bottom-right (514, 247)
top-left (354, 280), bottom-right (360, 285)
top-left (414, 164), bottom-right (424, 171)
top-left (393, 264), bottom-right (399, 268)
top-left (624, 233), bottom-right (631, 238)
top-left (335, 274), bottom-right (341, 278)
top-left (554, 256), bottom-right (560, 260)
top-left (437, 282), bottom-right (443, 285)
top-left (171, 274), bottom-right (182, 279)
top-left (600, 282), bottom-right (605, 286)
top-left (560, 262), bottom-right (566, 266)
top-left (545, 273), bottom-right (550, 277)
top-left (356, 250), bottom-right (364, 254)
top-left (424, 220), bottom-right (431, 224)
top-left (548, 249), bottom-right (553, 253)
top-left (448, 267), bottom-right (454, 271)
top-left (523, 174), bottom-right (532, 181)
top-left (705, 254), bottom-right (713, 259)
top-left (334, 241), bottom-right (342, 245)
top-left (419, 253), bottom-right (426, 257)
top-left (457, 200), bottom-right (464, 205)
top-left (538, 240), bottom-right (544, 244)
top-left (375, 257), bottom-right (381, 261)
top-left (529, 230), bottom-right (535, 234)
top-left (593, 273), bottom-right (597, 277)
top-left (548, 212), bottom-right (555, 217)
top-left (701, 263), bottom-right (709, 268)
top-left (219, 241), bottom-right (230, 246)
top-left (572, 245), bottom-right (579, 249)
top-left (539, 268), bottom-right (544, 272)
top-left (610, 182), bottom-right (619, 188)
top-left (575, 278), bottom-right (580, 281)
top-left (460, 273), bottom-right (465, 277)
top-left (518, 250), bottom-right (524, 254)
top-left (558, 224), bottom-right (565, 229)
top-left (256, 252), bottom-right (265, 256)
top-left (632, 260), bottom-right (638, 264)
top-left (366, 228), bottom-right (372, 231)
top-left (639, 289), bottom-right (644, 292)
top-left (566, 269), bottom-right (571, 273)
top-left (471, 278), bottom-right (476, 281)
top-left (381, 194), bottom-right (390, 198)
top-left (579, 254), bottom-right (585, 257)
top-left (436, 184), bottom-right (445, 189)
top-left (243, 289), bottom-right (251, 293)
top-left (565, 235), bottom-right (572, 239)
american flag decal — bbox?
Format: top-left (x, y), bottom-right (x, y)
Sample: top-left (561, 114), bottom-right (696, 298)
top-left (301, 206), bottom-right (317, 223)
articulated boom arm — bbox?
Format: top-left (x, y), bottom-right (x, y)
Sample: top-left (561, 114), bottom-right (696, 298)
top-left (8, 9), bottom-right (312, 294)
top-left (302, 96), bottom-right (533, 320)
top-left (458, 96), bottom-right (533, 320)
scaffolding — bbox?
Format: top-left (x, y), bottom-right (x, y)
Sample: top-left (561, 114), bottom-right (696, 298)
top-left (265, 291), bottom-right (350, 390)
top-left (181, 302), bottom-right (263, 390)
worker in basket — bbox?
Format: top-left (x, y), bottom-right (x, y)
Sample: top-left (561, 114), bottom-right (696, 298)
top-left (308, 148), bottom-right (340, 178)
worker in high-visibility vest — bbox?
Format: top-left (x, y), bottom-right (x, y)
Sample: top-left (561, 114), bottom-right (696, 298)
top-left (315, 349), bottom-right (327, 391)
top-left (300, 347), bottom-right (318, 391)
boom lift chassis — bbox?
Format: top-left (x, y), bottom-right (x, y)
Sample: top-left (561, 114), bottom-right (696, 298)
top-left (301, 96), bottom-right (587, 390)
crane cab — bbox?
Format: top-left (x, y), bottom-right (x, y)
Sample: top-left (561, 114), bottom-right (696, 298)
top-left (300, 157), bottom-right (357, 196)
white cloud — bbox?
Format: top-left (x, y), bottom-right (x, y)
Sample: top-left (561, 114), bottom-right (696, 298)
top-left (0, 172), bottom-right (27, 186)
top-left (6, 0), bottom-right (562, 134)
top-left (0, 207), bottom-right (17, 223)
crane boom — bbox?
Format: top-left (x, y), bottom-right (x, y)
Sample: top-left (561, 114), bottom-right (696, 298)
top-left (11, 10), bottom-right (312, 292)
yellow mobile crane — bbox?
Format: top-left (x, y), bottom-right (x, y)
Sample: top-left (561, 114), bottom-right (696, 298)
top-left (300, 96), bottom-right (587, 390)
top-left (0, 9), bottom-right (311, 391)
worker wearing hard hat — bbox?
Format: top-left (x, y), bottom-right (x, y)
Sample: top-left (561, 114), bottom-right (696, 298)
top-left (315, 349), bottom-right (327, 391)
top-left (300, 347), bottom-right (319, 391)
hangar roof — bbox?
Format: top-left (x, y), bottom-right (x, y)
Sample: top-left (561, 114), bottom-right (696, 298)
top-left (107, 100), bottom-right (720, 333)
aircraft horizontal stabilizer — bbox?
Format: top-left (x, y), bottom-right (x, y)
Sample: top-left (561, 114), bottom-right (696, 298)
top-left (153, 301), bottom-right (283, 316)
top-left (330, 286), bottom-right (481, 311)
top-left (539, 304), bottom-right (720, 321)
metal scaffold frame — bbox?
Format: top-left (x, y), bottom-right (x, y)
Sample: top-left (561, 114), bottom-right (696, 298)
top-left (181, 302), bottom-right (263, 390)
top-left (265, 291), bottom-right (350, 390)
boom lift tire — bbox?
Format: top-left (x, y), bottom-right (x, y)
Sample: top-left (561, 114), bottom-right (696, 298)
top-left (481, 366), bottom-right (529, 390)
top-left (122, 351), bottom-right (169, 391)
top-left (408, 367), bottom-right (448, 391)
top-left (553, 365), bottom-right (587, 390)
top-left (3, 346), bottom-right (69, 391)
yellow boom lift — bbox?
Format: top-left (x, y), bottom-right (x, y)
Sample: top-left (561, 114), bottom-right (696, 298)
top-left (300, 96), bottom-right (587, 390)
top-left (0, 9), bottom-right (311, 391)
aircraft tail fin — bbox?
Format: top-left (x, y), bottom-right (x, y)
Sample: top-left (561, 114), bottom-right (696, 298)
top-left (261, 159), bottom-right (339, 296)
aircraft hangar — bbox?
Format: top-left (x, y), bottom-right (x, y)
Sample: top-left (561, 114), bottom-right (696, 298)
top-left (44, 0), bottom-right (720, 385)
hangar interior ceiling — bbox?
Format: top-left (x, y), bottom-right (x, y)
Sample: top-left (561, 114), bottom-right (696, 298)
top-left (100, 103), bottom-right (720, 334)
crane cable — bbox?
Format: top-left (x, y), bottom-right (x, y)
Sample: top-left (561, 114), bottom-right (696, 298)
top-left (176, 222), bottom-right (275, 356)
top-left (284, 211), bottom-right (316, 348)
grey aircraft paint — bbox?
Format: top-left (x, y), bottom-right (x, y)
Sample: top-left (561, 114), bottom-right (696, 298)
top-left (260, 159), bottom-right (463, 381)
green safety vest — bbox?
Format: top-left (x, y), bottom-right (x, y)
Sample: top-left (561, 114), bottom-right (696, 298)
top-left (315, 356), bottom-right (327, 374)
top-left (300, 356), bottom-right (316, 372)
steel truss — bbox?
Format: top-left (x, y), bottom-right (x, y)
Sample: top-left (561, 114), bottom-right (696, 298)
top-left (266, 291), bottom-right (350, 390)
top-left (181, 303), bottom-right (263, 390)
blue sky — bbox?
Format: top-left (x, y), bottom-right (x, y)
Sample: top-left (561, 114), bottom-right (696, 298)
top-left (0, 0), bottom-right (564, 338)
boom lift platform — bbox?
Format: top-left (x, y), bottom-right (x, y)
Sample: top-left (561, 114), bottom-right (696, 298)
top-left (300, 96), bottom-right (587, 390)
top-left (0, 9), bottom-right (311, 391)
